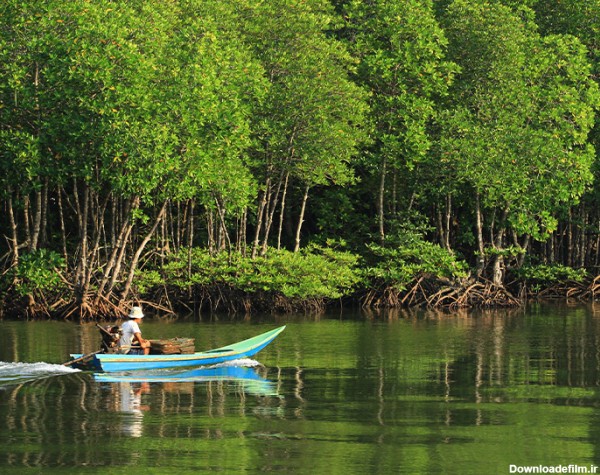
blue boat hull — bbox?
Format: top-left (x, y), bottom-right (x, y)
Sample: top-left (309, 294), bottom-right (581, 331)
top-left (94, 366), bottom-right (278, 396)
top-left (69, 325), bottom-right (285, 372)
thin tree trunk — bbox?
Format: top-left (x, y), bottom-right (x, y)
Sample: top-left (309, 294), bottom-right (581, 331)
top-left (83, 191), bottom-right (110, 301)
top-left (72, 179), bottom-right (82, 230)
top-left (74, 183), bottom-right (90, 313)
top-left (252, 178), bottom-right (270, 258)
top-left (514, 232), bottom-right (530, 268)
top-left (567, 208), bottom-right (573, 267)
top-left (475, 193), bottom-right (485, 277)
top-left (595, 220), bottom-right (600, 267)
top-left (262, 171), bottom-right (285, 255)
top-left (57, 187), bottom-right (68, 262)
top-left (175, 201), bottom-right (182, 251)
top-left (579, 206), bottom-right (587, 268)
top-left (23, 194), bottom-right (31, 249)
top-left (444, 194), bottom-right (452, 251)
top-left (436, 204), bottom-right (445, 249)
top-left (207, 209), bottom-right (215, 255)
top-left (238, 208), bottom-right (247, 256)
top-left (277, 172), bottom-right (289, 250)
top-left (549, 232), bottom-right (556, 264)
top-left (7, 186), bottom-right (19, 267)
top-left (162, 204), bottom-right (171, 255)
top-left (107, 220), bottom-right (134, 296)
top-left (187, 200), bottom-right (195, 280)
top-left (294, 185), bottom-right (310, 253)
top-left (110, 196), bottom-right (117, 249)
top-left (95, 196), bottom-right (138, 303)
top-left (392, 169), bottom-right (397, 217)
top-left (378, 157), bottom-right (386, 245)
top-left (492, 207), bottom-right (509, 287)
top-left (30, 189), bottom-right (42, 251)
top-left (214, 195), bottom-right (232, 254)
top-left (121, 201), bottom-right (168, 301)
top-left (170, 203), bottom-right (178, 254)
top-left (40, 178), bottom-right (48, 248)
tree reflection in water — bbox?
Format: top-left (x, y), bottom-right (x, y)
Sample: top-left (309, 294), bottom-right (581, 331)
top-left (0, 364), bottom-right (282, 468)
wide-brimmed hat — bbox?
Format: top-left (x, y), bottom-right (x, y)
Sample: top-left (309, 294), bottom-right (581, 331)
top-left (128, 306), bottom-right (145, 319)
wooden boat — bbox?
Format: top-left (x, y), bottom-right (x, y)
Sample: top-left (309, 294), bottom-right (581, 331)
top-left (69, 325), bottom-right (286, 373)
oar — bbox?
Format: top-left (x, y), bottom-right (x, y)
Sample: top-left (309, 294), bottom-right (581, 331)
top-left (62, 350), bottom-right (103, 367)
top-left (96, 323), bottom-right (116, 338)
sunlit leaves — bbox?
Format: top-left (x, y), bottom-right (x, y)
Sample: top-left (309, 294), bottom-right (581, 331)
top-left (441, 0), bottom-right (599, 239)
top-left (240, 0), bottom-right (369, 188)
top-left (346, 0), bottom-right (458, 169)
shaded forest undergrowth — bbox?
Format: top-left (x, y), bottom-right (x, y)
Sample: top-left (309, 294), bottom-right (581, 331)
top-left (2, 242), bottom-right (600, 320)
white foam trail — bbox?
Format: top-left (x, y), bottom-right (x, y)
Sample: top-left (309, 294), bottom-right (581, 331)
top-left (206, 358), bottom-right (263, 369)
top-left (0, 361), bottom-right (80, 383)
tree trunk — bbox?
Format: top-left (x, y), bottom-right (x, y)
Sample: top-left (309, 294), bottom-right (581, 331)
top-left (74, 183), bottom-right (90, 307)
top-left (166, 202), bottom-right (174, 252)
top-left (7, 186), bottom-right (19, 267)
top-left (595, 220), bottom-right (600, 268)
top-left (277, 172), bottom-right (289, 250)
top-left (121, 201), bottom-right (168, 301)
top-left (107, 220), bottom-right (134, 296)
top-left (214, 195), bottom-right (232, 254)
top-left (23, 194), bottom-right (31, 249)
top-left (83, 191), bottom-right (110, 302)
top-left (579, 205), bottom-right (587, 268)
top-left (444, 194), bottom-right (452, 251)
top-left (175, 201), bottom-right (182, 251)
top-left (436, 204), bottom-right (445, 249)
top-left (95, 196), bottom-right (138, 303)
top-left (252, 178), bottom-right (270, 258)
top-left (206, 209), bottom-right (215, 255)
top-left (40, 178), bottom-right (48, 248)
top-left (294, 185), bottom-right (310, 253)
top-left (57, 187), bottom-right (68, 262)
top-left (378, 156), bottom-right (386, 245)
top-left (492, 207), bottom-right (509, 287)
top-left (475, 193), bottom-right (485, 277)
top-left (567, 208), bottom-right (573, 267)
top-left (187, 200), bottom-right (195, 280)
top-left (262, 171), bottom-right (285, 255)
top-left (237, 208), bottom-right (247, 256)
top-left (392, 169), bottom-right (397, 217)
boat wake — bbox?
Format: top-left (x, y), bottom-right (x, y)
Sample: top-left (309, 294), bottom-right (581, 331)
top-left (0, 361), bottom-right (80, 386)
top-left (206, 358), bottom-right (263, 369)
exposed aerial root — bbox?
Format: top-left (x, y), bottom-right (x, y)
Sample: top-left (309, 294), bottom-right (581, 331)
top-left (361, 275), bottom-right (522, 309)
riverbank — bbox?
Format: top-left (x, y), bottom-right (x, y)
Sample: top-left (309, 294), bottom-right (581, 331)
top-left (1, 245), bottom-right (597, 320)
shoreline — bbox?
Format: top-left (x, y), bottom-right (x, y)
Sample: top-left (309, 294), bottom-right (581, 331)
top-left (1, 274), bottom-right (596, 321)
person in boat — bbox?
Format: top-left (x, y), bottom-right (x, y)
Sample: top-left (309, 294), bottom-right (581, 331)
top-left (118, 306), bottom-right (151, 355)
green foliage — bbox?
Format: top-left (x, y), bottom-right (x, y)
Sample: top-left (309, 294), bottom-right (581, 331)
top-left (240, 0), bottom-right (369, 191)
top-left (10, 250), bottom-right (66, 297)
top-left (346, 0), bottom-right (458, 169)
top-left (514, 264), bottom-right (588, 285)
top-left (441, 0), bottom-right (599, 240)
top-left (363, 229), bottom-right (469, 292)
top-left (481, 246), bottom-right (526, 258)
top-left (136, 245), bottom-right (361, 301)
top-left (2, 0), bottom-right (600, 313)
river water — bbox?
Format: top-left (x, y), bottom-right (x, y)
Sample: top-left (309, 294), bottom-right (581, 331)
top-left (1, 303), bottom-right (600, 474)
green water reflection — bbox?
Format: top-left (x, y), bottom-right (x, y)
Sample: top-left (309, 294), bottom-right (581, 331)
top-left (1, 304), bottom-right (600, 474)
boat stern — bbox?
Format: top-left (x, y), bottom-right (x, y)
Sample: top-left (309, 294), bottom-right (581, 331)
top-left (68, 354), bottom-right (103, 371)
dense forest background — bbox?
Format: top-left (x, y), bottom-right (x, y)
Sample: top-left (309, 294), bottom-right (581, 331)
top-left (2, 0), bottom-right (600, 319)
